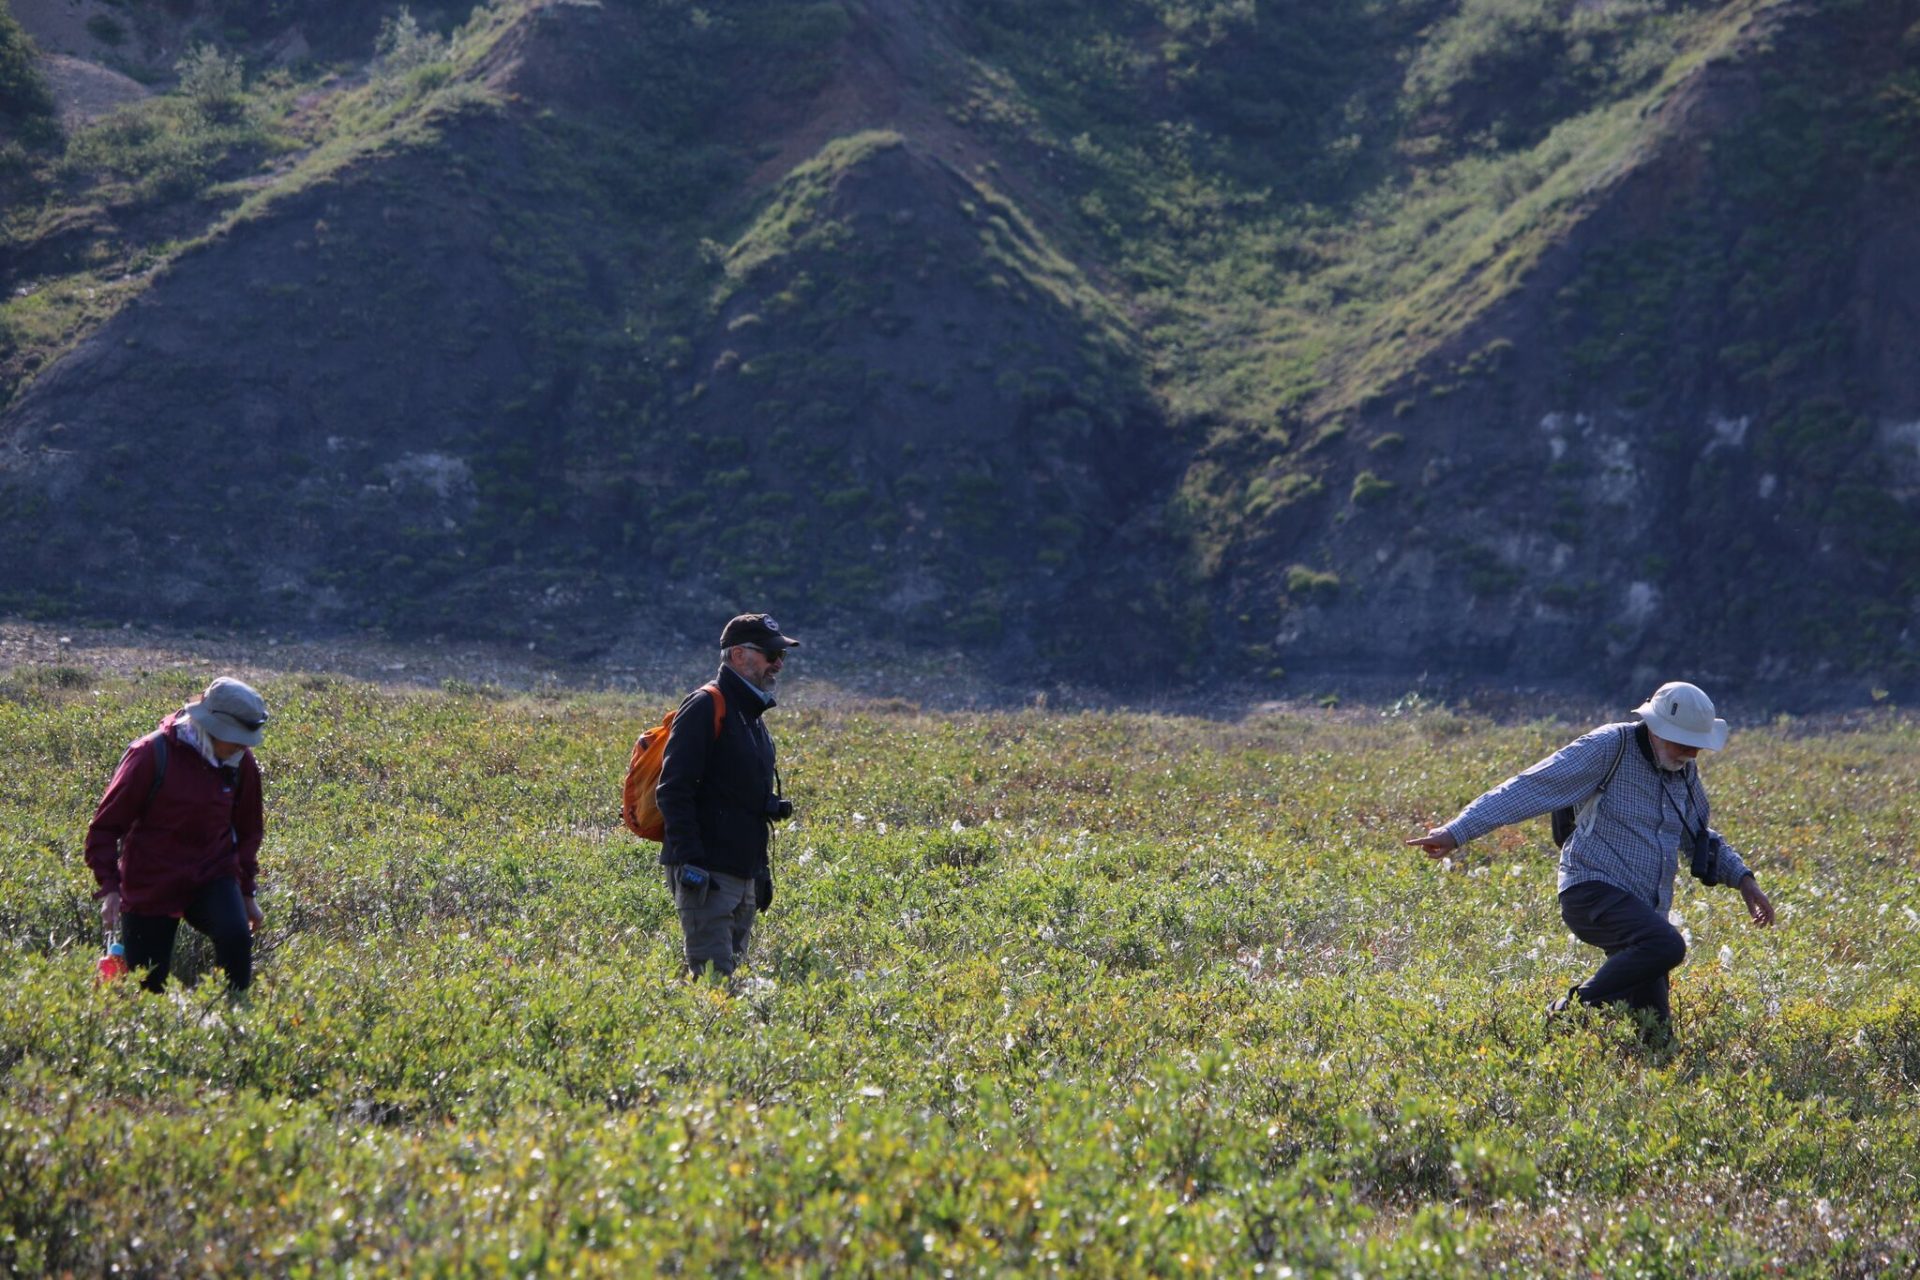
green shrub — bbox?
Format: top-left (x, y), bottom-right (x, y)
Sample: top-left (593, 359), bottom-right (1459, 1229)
top-left (176, 44), bottom-right (246, 123)
top-left (373, 6), bottom-right (451, 103)
top-left (1284, 563), bottom-right (1341, 601)
top-left (1243, 469), bottom-right (1323, 518)
top-left (85, 14), bottom-right (127, 47)
top-left (1540, 582), bottom-right (1583, 609)
top-left (1350, 470), bottom-right (1394, 505)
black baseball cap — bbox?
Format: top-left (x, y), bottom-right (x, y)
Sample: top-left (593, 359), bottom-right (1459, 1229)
top-left (720, 613), bottom-right (802, 651)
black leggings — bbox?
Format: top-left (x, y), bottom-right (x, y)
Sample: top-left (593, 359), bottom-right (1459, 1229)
top-left (122, 877), bottom-right (253, 993)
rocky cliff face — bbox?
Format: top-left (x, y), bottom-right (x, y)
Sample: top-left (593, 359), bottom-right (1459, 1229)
top-left (1233, 0), bottom-right (1920, 695)
top-left (1, 0), bottom-right (1915, 697)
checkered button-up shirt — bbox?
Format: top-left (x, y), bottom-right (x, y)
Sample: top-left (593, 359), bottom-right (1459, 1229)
top-left (1442, 721), bottom-right (1753, 915)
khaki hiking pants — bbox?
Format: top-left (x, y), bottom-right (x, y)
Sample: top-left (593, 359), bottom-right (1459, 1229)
top-left (666, 864), bottom-right (757, 977)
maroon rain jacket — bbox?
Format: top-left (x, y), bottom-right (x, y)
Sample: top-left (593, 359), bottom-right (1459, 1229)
top-left (84, 712), bottom-right (264, 916)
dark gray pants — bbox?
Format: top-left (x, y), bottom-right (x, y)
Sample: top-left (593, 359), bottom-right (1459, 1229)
top-left (1559, 880), bottom-right (1687, 1026)
top-left (666, 865), bottom-right (757, 977)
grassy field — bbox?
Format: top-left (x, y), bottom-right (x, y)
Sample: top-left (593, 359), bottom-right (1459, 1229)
top-left (1, 666), bottom-right (1916, 1276)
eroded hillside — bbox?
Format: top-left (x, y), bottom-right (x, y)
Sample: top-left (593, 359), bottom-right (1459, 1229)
top-left (1, 0), bottom-right (1916, 695)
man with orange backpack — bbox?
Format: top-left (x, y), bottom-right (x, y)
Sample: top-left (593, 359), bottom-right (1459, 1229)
top-left (653, 613), bottom-right (799, 977)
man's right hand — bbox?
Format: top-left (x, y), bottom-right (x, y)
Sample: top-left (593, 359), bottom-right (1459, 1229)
top-left (99, 891), bottom-right (121, 932)
top-left (1404, 828), bottom-right (1458, 859)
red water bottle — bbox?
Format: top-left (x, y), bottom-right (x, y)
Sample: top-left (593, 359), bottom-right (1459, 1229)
top-left (96, 935), bottom-right (128, 983)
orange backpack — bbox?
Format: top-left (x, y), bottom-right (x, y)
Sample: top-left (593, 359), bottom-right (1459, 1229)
top-left (621, 682), bottom-right (726, 841)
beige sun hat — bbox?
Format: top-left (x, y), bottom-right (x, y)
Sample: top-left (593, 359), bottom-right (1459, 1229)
top-left (185, 676), bottom-right (270, 747)
top-left (1633, 680), bottom-right (1728, 750)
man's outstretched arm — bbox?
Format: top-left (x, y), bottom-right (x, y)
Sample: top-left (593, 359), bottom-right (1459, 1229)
top-left (1404, 724), bottom-right (1623, 856)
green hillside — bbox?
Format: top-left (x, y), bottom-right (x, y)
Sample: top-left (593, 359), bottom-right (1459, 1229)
top-left (0, 0), bottom-right (1916, 693)
top-left (961, 0), bottom-right (1748, 417)
top-left (2, 668), bottom-right (1917, 1273)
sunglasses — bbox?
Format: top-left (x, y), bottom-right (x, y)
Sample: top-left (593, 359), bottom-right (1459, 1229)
top-left (221, 712), bottom-right (269, 732)
top-left (747, 645), bottom-right (787, 663)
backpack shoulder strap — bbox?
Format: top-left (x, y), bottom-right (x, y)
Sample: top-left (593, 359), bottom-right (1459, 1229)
top-left (703, 682), bottom-right (726, 737)
top-left (1594, 724), bottom-right (1630, 795)
top-left (143, 732), bottom-right (169, 814)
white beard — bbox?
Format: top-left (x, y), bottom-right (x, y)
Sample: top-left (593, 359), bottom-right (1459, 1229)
top-left (1651, 746), bottom-right (1691, 772)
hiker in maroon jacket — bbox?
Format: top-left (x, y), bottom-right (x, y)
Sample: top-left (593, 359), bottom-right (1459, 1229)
top-left (85, 677), bottom-right (269, 994)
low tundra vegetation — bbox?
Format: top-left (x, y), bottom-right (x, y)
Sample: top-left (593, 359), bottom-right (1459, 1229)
top-left (1, 668), bottom-right (1916, 1275)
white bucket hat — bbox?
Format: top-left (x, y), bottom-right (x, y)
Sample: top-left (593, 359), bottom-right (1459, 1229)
top-left (1633, 680), bottom-right (1728, 750)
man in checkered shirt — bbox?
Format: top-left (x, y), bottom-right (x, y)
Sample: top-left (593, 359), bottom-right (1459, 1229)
top-left (1406, 681), bottom-right (1775, 1033)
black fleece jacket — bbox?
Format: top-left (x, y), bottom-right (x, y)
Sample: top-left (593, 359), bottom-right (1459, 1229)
top-left (655, 664), bottom-right (778, 878)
